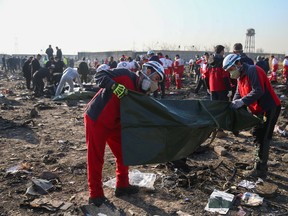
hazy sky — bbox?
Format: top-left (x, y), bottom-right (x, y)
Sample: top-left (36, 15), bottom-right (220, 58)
top-left (0, 0), bottom-right (287, 55)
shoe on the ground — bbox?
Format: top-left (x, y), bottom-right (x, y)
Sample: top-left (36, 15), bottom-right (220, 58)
top-left (88, 197), bottom-right (107, 207)
top-left (89, 197), bottom-right (117, 210)
top-left (115, 185), bottom-right (139, 197)
top-left (232, 130), bottom-right (240, 137)
top-left (242, 168), bottom-right (267, 179)
top-left (167, 160), bottom-right (190, 173)
top-left (216, 131), bottom-right (228, 138)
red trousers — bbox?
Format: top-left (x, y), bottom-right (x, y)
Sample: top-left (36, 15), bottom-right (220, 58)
top-left (269, 71), bottom-right (277, 82)
top-left (283, 66), bottom-right (288, 81)
top-left (84, 114), bottom-right (129, 198)
top-left (175, 70), bottom-right (183, 89)
top-left (164, 68), bottom-right (171, 89)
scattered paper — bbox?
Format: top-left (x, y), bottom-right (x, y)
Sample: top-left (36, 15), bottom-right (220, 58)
top-left (205, 189), bottom-right (235, 214)
top-left (238, 180), bottom-right (256, 189)
top-left (238, 178), bottom-right (264, 189)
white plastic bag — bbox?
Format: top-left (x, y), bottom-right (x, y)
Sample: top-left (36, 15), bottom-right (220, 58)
top-left (104, 169), bottom-right (156, 190)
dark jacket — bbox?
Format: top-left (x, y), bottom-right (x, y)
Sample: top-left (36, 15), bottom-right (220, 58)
top-left (108, 61), bottom-right (117, 69)
top-left (56, 49), bottom-right (62, 60)
top-left (45, 47), bottom-right (53, 58)
top-left (22, 59), bottom-right (32, 78)
top-left (79, 61), bottom-right (89, 75)
top-left (31, 59), bottom-right (41, 74)
top-left (240, 53), bottom-right (254, 65)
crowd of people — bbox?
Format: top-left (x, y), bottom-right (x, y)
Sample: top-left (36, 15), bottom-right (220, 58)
top-left (2, 45), bottom-right (287, 100)
top-left (0, 43), bottom-right (286, 208)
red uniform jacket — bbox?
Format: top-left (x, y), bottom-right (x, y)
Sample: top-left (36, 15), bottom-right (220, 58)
top-left (234, 64), bottom-right (281, 115)
top-left (173, 59), bottom-right (185, 73)
top-left (85, 69), bottom-right (139, 127)
top-left (207, 67), bottom-right (231, 91)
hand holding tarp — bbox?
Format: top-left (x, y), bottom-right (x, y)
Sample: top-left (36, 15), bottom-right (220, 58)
top-left (111, 83), bottom-right (128, 99)
top-left (227, 91), bottom-right (232, 98)
top-left (231, 99), bottom-right (244, 109)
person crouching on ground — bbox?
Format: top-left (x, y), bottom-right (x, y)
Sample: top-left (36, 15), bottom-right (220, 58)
top-left (54, 67), bottom-right (83, 97)
top-left (32, 66), bottom-right (54, 97)
top-left (84, 61), bottom-right (164, 206)
top-left (223, 54), bottom-right (281, 178)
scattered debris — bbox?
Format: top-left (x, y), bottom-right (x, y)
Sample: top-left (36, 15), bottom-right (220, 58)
top-left (241, 192), bottom-right (263, 206)
top-left (1, 68), bottom-right (288, 215)
top-left (30, 108), bottom-right (39, 118)
top-left (26, 178), bottom-right (54, 195)
top-left (39, 171), bottom-right (59, 181)
top-left (176, 210), bottom-right (192, 216)
top-left (104, 169), bottom-right (157, 190)
top-left (6, 162), bottom-right (32, 174)
top-left (214, 146), bottom-right (227, 156)
top-left (255, 181), bottom-right (278, 198)
top-left (236, 206), bottom-right (246, 216)
top-left (21, 198), bottom-right (73, 212)
top-left (274, 125), bottom-right (288, 137)
top-left (237, 178), bottom-right (263, 189)
top-left (282, 154), bottom-right (288, 162)
top-left (81, 202), bottom-right (123, 216)
top-left (29, 198), bottom-right (63, 212)
top-left (205, 189), bottom-right (235, 214)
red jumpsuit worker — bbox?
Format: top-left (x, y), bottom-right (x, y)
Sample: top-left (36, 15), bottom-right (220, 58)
top-left (84, 61), bottom-right (164, 206)
top-left (194, 53), bottom-right (209, 93)
top-left (269, 55), bottom-right (278, 82)
top-left (282, 56), bottom-right (288, 86)
top-left (173, 54), bottom-right (185, 89)
top-left (165, 55), bottom-right (173, 89)
top-left (158, 53), bottom-right (170, 90)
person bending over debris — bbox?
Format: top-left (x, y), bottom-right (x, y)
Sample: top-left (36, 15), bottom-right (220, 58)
top-left (54, 67), bottom-right (83, 97)
top-left (84, 61), bottom-right (164, 206)
top-left (223, 54), bottom-right (281, 178)
top-left (32, 66), bottom-right (54, 97)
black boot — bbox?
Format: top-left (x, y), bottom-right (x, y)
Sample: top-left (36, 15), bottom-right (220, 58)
top-left (88, 197), bottom-right (107, 207)
top-left (243, 162), bottom-right (267, 179)
top-left (115, 185), bottom-right (139, 197)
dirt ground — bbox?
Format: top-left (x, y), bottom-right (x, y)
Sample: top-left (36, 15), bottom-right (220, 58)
top-left (0, 68), bottom-right (288, 216)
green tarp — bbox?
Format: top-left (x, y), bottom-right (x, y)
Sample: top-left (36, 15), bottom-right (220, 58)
top-left (121, 91), bottom-right (261, 166)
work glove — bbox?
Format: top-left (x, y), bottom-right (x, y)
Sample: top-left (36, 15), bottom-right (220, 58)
top-left (111, 83), bottom-right (128, 99)
top-left (227, 91), bottom-right (232, 98)
top-left (231, 99), bottom-right (244, 109)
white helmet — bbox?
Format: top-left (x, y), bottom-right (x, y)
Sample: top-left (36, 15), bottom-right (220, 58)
top-left (147, 50), bottom-right (155, 56)
top-left (96, 64), bottom-right (110, 73)
top-left (142, 61), bottom-right (164, 82)
top-left (223, 54), bottom-right (241, 71)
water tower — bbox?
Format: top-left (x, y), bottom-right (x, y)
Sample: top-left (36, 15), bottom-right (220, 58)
top-left (244, 28), bottom-right (255, 53)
